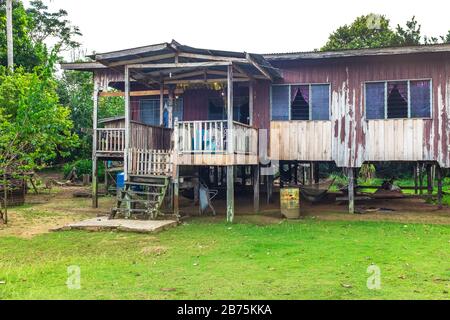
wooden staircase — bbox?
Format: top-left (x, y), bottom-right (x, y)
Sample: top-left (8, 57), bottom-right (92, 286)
top-left (111, 175), bottom-right (173, 220)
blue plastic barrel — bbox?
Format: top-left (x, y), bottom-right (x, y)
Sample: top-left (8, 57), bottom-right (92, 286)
top-left (116, 172), bottom-right (125, 189)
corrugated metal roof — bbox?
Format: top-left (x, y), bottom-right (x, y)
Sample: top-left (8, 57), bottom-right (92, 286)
top-left (263, 43), bottom-right (450, 61)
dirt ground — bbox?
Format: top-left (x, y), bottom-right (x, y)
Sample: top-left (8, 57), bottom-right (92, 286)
top-left (1, 172), bottom-right (450, 238)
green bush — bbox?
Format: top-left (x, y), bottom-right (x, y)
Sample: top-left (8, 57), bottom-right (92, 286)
top-left (63, 159), bottom-right (105, 180)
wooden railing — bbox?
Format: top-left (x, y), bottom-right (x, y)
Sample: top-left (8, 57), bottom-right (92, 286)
top-left (176, 120), bottom-right (257, 155)
top-left (96, 128), bottom-right (125, 153)
top-left (127, 148), bottom-right (172, 176)
top-left (233, 121), bottom-right (258, 155)
top-left (96, 122), bottom-right (173, 154)
top-left (130, 122), bottom-right (172, 150)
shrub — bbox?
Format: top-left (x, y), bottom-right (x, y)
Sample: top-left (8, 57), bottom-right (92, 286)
top-left (63, 159), bottom-right (105, 180)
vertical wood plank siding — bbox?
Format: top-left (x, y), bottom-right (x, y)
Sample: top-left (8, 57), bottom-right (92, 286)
top-left (269, 53), bottom-right (450, 167)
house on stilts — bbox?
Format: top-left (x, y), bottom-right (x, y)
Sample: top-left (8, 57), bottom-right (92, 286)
top-left (62, 40), bottom-right (450, 220)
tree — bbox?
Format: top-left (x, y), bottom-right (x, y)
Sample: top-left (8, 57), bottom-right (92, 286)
top-left (0, 0), bottom-right (81, 71)
top-left (322, 14), bottom-right (448, 51)
top-left (0, 55), bottom-right (79, 177)
top-left (57, 70), bottom-right (124, 159)
top-left (322, 14), bottom-right (402, 51)
top-left (395, 16), bottom-right (422, 46)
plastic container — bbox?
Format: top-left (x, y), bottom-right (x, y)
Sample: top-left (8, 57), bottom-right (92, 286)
top-left (116, 172), bottom-right (125, 189)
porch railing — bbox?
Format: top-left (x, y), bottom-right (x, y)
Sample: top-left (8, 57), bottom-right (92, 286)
top-left (176, 120), bottom-right (257, 155)
top-left (127, 148), bottom-right (172, 176)
top-left (96, 128), bottom-right (126, 153)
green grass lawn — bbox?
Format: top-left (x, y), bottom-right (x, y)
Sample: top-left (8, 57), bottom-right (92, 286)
top-left (1, 219), bottom-right (449, 300)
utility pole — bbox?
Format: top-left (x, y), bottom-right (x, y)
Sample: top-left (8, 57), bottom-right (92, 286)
top-left (6, 0), bottom-right (14, 71)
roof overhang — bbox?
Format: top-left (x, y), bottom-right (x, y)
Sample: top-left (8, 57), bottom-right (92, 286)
top-left (61, 40), bottom-right (282, 85)
top-left (264, 43), bottom-right (450, 61)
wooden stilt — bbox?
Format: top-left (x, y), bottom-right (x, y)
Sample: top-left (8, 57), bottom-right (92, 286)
top-left (427, 164), bottom-right (433, 196)
top-left (266, 174), bottom-right (273, 204)
top-left (314, 162), bottom-right (320, 184)
top-left (414, 162), bottom-right (419, 194)
top-left (309, 162), bottom-right (314, 185)
top-left (419, 163), bottom-right (424, 195)
top-left (92, 81), bottom-right (100, 208)
top-left (227, 165), bottom-right (234, 223)
top-left (253, 165), bottom-right (260, 213)
top-left (92, 157), bottom-right (98, 208)
top-left (348, 168), bottom-right (355, 214)
top-left (173, 165), bottom-right (180, 217)
top-left (437, 165), bottom-right (443, 209)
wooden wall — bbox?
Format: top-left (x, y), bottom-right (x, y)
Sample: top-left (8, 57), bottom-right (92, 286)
top-left (269, 52), bottom-right (450, 167)
top-left (270, 121), bottom-right (332, 161)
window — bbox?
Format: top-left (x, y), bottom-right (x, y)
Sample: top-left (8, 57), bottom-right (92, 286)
top-left (208, 96), bottom-right (250, 123)
top-left (271, 84), bottom-right (330, 121)
top-left (365, 80), bottom-right (431, 120)
top-left (140, 98), bottom-right (183, 127)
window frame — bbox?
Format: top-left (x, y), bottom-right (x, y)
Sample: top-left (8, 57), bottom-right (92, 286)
top-left (270, 83), bottom-right (332, 121)
top-left (364, 78), bottom-right (433, 121)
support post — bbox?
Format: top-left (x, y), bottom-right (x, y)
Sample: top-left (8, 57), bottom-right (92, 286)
top-left (173, 118), bottom-right (180, 217)
top-left (226, 64), bottom-right (234, 222)
top-left (160, 80), bottom-right (164, 126)
top-left (427, 164), bottom-right (433, 196)
top-left (92, 82), bottom-right (100, 208)
top-left (6, 0), bottom-right (13, 71)
top-left (419, 163), bottom-right (424, 195)
top-left (253, 165), bottom-right (260, 213)
top-left (266, 174), bottom-right (273, 204)
top-left (348, 168), bottom-right (355, 214)
top-left (249, 81), bottom-right (254, 126)
top-left (309, 162), bottom-right (314, 185)
top-left (437, 165), bottom-right (443, 209)
top-left (314, 162), bottom-right (320, 184)
top-left (124, 66), bottom-right (130, 181)
top-left (414, 163), bottom-right (419, 194)
top-left (167, 85), bottom-right (175, 128)
top-left (92, 157), bottom-right (98, 208)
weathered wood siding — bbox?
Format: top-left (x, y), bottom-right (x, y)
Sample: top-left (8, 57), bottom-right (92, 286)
top-left (366, 119), bottom-right (428, 161)
top-left (269, 53), bottom-right (450, 167)
top-left (270, 121), bottom-right (332, 161)
top-left (130, 122), bottom-right (172, 150)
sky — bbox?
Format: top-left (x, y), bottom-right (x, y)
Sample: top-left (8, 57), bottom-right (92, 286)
top-left (23, 0), bottom-right (450, 60)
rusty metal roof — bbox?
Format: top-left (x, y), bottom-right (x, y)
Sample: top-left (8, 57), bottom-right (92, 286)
top-left (263, 43), bottom-right (450, 61)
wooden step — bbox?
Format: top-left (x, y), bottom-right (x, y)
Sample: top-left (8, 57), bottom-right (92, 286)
top-left (125, 182), bottom-right (166, 188)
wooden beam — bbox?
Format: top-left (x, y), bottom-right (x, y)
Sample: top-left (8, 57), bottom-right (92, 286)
top-left (249, 81), bottom-right (254, 126)
top-left (99, 89), bottom-right (184, 97)
top-left (128, 61), bottom-right (232, 69)
top-left (160, 80), bottom-right (164, 126)
top-left (177, 52), bottom-right (249, 63)
top-left (124, 66), bottom-right (130, 181)
top-left (164, 77), bottom-right (249, 85)
top-left (92, 83), bottom-right (100, 208)
top-left (253, 165), bottom-right (260, 213)
top-left (245, 53), bottom-right (273, 81)
top-left (226, 64), bottom-right (234, 223)
top-left (227, 165), bottom-right (234, 223)
top-left (437, 166), bottom-right (443, 209)
top-left (233, 63), bottom-right (254, 80)
top-left (348, 168), bottom-right (355, 214)
top-left (109, 53), bottom-right (176, 67)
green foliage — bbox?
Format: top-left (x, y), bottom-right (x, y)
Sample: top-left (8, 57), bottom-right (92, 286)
top-left (0, 55), bottom-right (79, 174)
top-left (57, 70), bottom-right (124, 159)
top-left (62, 159), bottom-right (104, 179)
top-left (322, 14), bottom-right (402, 51)
top-left (322, 14), bottom-right (449, 51)
top-left (395, 16), bottom-right (422, 46)
top-left (0, 0), bottom-right (81, 71)
top-left (359, 164), bottom-right (376, 182)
